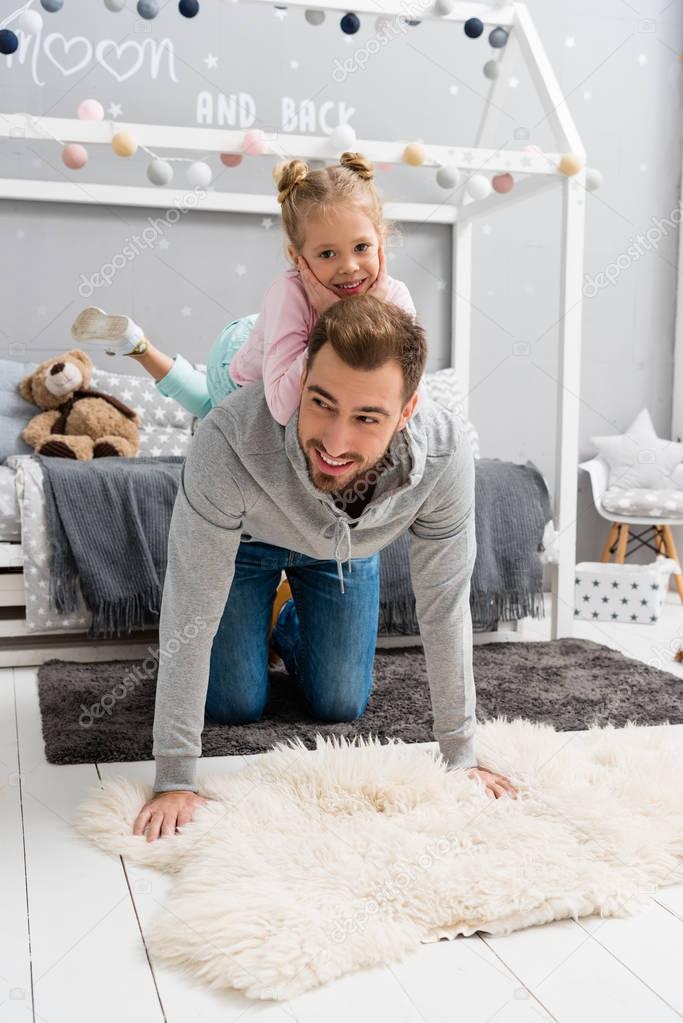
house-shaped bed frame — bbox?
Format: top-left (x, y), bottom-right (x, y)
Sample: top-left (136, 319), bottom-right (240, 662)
top-left (0, 0), bottom-right (586, 644)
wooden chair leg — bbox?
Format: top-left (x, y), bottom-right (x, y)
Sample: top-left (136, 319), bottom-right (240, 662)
top-left (660, 525), bottom-right (683, 603)
top-left (601, 522), bottom-right (619, 562)
top-left (615, 523), bottom-right (629, 563)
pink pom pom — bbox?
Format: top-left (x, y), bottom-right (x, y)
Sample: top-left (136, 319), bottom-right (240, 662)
top-left (243, 130), bottom-right (267, 156)
top-left (377, 162), bottom-right (395, 172)
top-left (77, 99), bottom-right (104, 121)
top-left (62, 143), bottom-right (89, 170)
top-left (220, 152), bottom-right (243, 167)
top-left (492, 173), bottom-right (514, 194)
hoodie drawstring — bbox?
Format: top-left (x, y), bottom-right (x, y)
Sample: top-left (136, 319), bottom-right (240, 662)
top-left (322, 517), bottom-right (353, 594)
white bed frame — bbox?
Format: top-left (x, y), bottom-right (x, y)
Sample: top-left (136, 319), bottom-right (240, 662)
top-left (0, 0), bottom-right (585, 662)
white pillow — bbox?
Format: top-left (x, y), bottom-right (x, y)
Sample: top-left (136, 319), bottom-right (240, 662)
top-left (591, 408), bottom-right (683, 492)
top-left (137, 427), bottom-right (192, 457)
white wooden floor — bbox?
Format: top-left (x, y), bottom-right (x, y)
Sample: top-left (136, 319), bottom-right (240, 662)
top-left (2, 592), bottom-right (683, 1023)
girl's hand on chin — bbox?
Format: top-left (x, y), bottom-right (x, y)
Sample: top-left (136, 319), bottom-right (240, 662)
top-left (365, 244), bottom-right (391, 303)
top-left (296, 256), bottom-right (340, 315)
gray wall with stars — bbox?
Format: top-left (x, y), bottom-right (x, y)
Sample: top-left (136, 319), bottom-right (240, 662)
top-left (0, 0), bottom-right (682, 570)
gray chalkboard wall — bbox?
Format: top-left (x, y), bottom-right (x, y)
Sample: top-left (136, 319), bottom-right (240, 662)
top-left (1, 0), bottom-right (682, 566)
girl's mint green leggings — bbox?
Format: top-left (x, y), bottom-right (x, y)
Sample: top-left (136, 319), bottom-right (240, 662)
top-left (205, 313), bottom-right (260, 408)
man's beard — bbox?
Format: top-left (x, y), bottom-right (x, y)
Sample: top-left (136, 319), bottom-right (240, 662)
top-left (298, 423), bottom-right (400, 496)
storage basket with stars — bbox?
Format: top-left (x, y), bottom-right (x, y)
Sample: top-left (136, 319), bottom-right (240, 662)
top-left (574, 555), bottom-right (679, 624)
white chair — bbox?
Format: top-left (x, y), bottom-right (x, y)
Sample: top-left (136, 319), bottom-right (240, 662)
top-left (579, 456), bottom-right (683, 603)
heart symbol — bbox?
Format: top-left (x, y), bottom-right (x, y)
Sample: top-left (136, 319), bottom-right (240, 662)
top-left (43, 33), bottom-right (93, 77)
top-left (95, 39), bottom-right (145, 83)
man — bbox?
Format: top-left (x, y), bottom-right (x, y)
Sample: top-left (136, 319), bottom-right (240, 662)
top-left (134, 296), bottom-right (517, 842)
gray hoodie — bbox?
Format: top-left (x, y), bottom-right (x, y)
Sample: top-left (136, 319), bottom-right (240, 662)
top-left (152, 380), bottom-right (478, 792)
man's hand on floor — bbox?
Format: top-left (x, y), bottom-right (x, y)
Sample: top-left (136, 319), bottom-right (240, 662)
top-left (466, 768), bottom-right (519, 801)
top-left (133, 790), bottom-right (208, 842)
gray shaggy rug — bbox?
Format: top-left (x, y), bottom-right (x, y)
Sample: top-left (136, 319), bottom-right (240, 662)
top-left (37, 637), bottom-right (683, 765)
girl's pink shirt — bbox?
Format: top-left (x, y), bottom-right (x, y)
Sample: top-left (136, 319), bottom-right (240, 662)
top-left (228, 268), bottom-right (425, 426)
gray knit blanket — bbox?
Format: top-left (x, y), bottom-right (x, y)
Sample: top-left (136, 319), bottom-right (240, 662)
top-left (41, 456), bottom-right (184, 638)
top-left (38, 455), bottom-right (550, 638)
top-left (379, 458), bottom-right (551, 634)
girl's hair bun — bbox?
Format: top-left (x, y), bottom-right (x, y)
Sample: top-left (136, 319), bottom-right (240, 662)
top-left (273, 158), bottom-right (310, 205)
top-left (339, 151), bottom-right (374, 181)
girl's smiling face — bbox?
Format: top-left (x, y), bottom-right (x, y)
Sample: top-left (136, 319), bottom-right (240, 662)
top-left (288, 206), bottom-right (381, 299)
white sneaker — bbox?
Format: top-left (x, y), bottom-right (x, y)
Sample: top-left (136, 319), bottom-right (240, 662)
top-left (71, 307), bottom-right (147, 357)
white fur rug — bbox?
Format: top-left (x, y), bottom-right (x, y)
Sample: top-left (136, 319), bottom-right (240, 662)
top-left (75, 718), bottom-right (683, 1001)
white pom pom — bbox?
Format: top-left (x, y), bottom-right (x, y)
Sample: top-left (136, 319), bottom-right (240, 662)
top-left (186, 161), bottom-right (212, 188)
top-left (16, 9), bottom-right (44, 32)
top-left (466, 174), bottom-right (492, 200)
top-left (330, 123), bottom-right (357, 152)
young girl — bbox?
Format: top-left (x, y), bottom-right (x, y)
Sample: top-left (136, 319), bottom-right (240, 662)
top-left (71, 151), bottom-right (423, 427)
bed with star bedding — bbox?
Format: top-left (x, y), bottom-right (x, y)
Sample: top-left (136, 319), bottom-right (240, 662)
top-left (0, 359), bottom-right (196, 638)
top-left (0, 357), bottom-right (556, 641)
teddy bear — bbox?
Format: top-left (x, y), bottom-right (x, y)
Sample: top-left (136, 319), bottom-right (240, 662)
top-left (19, 348), bottom-right (140, 459)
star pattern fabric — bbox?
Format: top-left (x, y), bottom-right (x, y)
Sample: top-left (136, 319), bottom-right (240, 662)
top-left (90, 367), bottom-right (194, 458)
top-left (602, 486), bottom-right (683, 518)
top-left (574, 556), bottom-right (678, 623)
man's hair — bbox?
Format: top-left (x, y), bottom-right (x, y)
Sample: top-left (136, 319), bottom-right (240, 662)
top-left (306, 295), bottom-right (427, 405)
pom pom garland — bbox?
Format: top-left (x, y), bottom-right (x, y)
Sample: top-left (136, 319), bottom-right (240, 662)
top-left (0, 29), bottom-right (19, 54)
top-left (466, 173), bottom-right (491, 199)
top-left (464, 17), bottom-right (483, 38)
top-left (112, 131), bottom-right (138, 157)
top-left (186, 160), bottom-right (212, 187)
top-left (137, 0), bottom-right (159, 18)
top-left (402, 143), bottom-right (426, 166)
top-left (220, 152), bottom-right (243, 167)
top-left (492, 172), bottom-right (514, 193)
top-left (62, 143), bottom-right (88, 169)
top-left (489, 26), bottom-right (508, 48)
top-left (340, 12), bottom-right (360, 34)
top-left (77, 99), bottom-right (104, 121)
top-left (436, 163), bottom-right (460, 189)
top-left (330, 123), bottom-right (357, 151)
top-left (147, 158), bottom-right (174, 186)
top-left (558, 152), bottom-right (583, 176)
top-left (16, 10), bottom-right (43, 32)
top-left (585, 168), bottom-right (603, 191)
top-left (243, 129), bottom-right (268, 155)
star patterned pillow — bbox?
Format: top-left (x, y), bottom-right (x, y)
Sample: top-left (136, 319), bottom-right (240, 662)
top-left (90, 366), bottom-right (193, 457)
top-left (591, 408), bottom-right (683, 492)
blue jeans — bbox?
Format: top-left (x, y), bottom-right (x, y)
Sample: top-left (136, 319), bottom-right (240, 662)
top-left (205, 539), bottom-right (380, 724)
